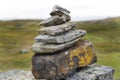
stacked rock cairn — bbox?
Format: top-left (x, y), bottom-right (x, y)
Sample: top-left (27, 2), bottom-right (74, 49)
top-left (31, 5), bottom-right (114, 80)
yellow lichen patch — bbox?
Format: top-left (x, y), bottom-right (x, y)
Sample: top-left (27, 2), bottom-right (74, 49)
top-left (69, 45), bottom-right (95, 69)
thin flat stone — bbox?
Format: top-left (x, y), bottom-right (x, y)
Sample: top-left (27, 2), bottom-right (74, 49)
top-left (38, 15), bottom-right (68, 27)
top-left (50, 5), bottom-right (71, 21)
top-left (31, 38), bottom-right (81, 53)
top-left (38, 22), bottom-right (76, 35)
top-left (35, 30), bottom-right (86, 43)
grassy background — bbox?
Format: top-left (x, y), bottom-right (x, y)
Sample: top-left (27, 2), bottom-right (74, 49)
top-left (0, 20), bottom-right (41, 71)
top-left (0, 18), bottom-right (120, 79)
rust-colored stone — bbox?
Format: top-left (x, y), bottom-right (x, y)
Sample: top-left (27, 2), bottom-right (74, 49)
top-left (32, 39), bottom-right (97, 79)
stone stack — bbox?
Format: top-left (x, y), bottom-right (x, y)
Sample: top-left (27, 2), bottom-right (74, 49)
top-left (31, 5), bottom-right (114, 80)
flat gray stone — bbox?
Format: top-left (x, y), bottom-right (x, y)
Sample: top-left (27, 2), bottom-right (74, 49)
top-left (35, 30), bottom-right (86, 43)
top-left (67, 64), bottom-right (114, 80)
top-left (39, 15), bottom-right (69, 27)
top-left (50, 5), bottom-right (71, 21)
top-left (32, 38), bottom-right (81, 53)
top-left (38, 22), bottom-right (76, 35)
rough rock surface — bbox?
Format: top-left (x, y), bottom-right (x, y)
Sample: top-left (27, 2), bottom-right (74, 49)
top-left (39, 15), bottom-right (69, 27)
top-left (35, 30), bottom-right (86, 43)
top-left (32, 38), bottom-right (81, 53)
top-left (32, 40), bottom-right (97, 79)
top-left (67, 64), bottom-right (114, 80)
top-left (50, 5), bottom-right (71, 21)
top-left (50, 5), bottom-right (70, 16)
top-left (0, 65), bottom-right (114, 80)
top-left (0, 70), bottom-right (34, 80)
top-left (38, 22), bottom-right (75, 35)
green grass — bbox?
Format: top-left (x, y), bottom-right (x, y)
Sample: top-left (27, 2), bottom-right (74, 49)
top-left (77, 18), bottom-right (120, 53)
top-left (0, 18), bottom-right (120, 79)
top-left (0, 20), bottom-right (41, 71)
top-left (97, 52), bottom-right (120, 79)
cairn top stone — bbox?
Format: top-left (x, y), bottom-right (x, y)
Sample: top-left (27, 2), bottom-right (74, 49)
top-left (39, 5), bottom-right (71, 26)
top-left (50, 5), bottom-right (70, 16)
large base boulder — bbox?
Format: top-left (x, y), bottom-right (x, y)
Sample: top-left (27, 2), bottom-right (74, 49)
top-left (32, 40), bottom-right (97, 79)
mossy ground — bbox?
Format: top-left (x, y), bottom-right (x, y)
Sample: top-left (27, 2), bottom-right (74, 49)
top-left (0, 18), bottom-right (120, 79)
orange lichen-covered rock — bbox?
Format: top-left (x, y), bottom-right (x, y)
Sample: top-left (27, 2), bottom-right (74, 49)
top-left (32, 39), bottom-right (97, 79)
top-left (69, 41), bottom-right (96, 69)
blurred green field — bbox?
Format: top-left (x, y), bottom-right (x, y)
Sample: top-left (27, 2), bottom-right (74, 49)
top-left (0, 18), bottom-right (120, 79)
top-left (0, 20), bottom-right (41, 71)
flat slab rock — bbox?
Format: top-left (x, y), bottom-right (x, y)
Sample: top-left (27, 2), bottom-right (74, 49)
top-left (38, 22), bottom-right (76, 35)
top-left (35, 30), bottom-right (86, 43)
top-left (39, 15), bottom-right (70, 27)
top-left (32, 38), bottom-right (81, 53)
top-left (32, 40), bottom-right (97, 79)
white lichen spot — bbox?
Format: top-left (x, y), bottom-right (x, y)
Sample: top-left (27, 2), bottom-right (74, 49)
top-left (65, 51), bottom-right (69, 55)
